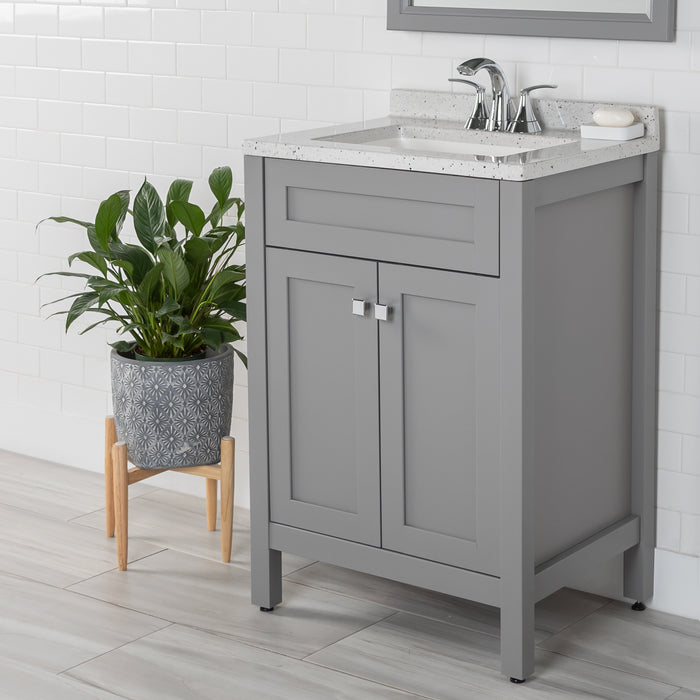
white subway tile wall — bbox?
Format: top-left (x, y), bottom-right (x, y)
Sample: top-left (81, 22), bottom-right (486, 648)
top-left (1, 0), bottom-right (700, 616)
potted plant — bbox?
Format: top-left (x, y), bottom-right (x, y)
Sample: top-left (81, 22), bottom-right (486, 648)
top-left (38, 166), bottom-right (246, 470)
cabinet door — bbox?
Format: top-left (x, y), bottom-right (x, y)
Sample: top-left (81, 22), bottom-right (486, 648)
top-left (266, 248), bottom-right (381, 545)
top-left (379, 264), bottom-right (500, 574)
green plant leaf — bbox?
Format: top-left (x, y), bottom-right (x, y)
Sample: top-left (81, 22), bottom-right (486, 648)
top-left (207, 197), bottom-right (244, 228)
top-left (208, 166), bottom-right (232, 209)
top-left (170, 201), bottom-right (206, 236)
top-left (65, 292), bottom-right (99, 331)
top-left (114, 190), bottom-right (131, 237)
top-left (112, 259), bottom-right (134, 279)
top-left (219, 300), bottom-right (246, 321)
top-left (36, 270), bottom-right (93, 283)
top-left (167, 178), bottom-right (193, 204)
top-left (95, 193), bottom-right (125, 252)
top-left (157, 246), bottom-right (190, 298)
top-left (184, 236), bottom-right (210, 267)
top-left (201, 325), bottom-right (238, 350)
top-left (109, 241), bottom-right (154, 286)
top-left (67, 251), bottom-right (108, 276)
top-left (133, 179), bottom-right (166, 254)
top-left (110, 340), bottom-right (137, 353)
top-left (234, 347), bottom-right (247, 369)
top-left (90, 279), bottom-right (127, 305)
top-left (155, 297), bottom-right (180, 318)
top-left (138, 263), bottom-right (164, 306)
top-left (38, 215), bottom-right (93, 230)
top-left (86, 225), bottom-right (108, 256)
top-left (166, 178), bottom-right (193, 228)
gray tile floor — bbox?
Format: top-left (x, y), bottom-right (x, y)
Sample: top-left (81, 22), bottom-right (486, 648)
top-left (1, 448), bottom-right (699, 699)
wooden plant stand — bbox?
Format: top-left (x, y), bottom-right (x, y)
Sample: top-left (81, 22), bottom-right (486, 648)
top-left (104, 416), bottom-right (235, 571)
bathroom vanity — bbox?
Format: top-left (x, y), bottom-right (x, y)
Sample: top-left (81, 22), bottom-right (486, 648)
top-left (243, 90), bottom-right (659, 682)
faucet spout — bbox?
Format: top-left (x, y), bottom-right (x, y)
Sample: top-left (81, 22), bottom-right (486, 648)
top-left (457, 58), bottom-right (513, 131)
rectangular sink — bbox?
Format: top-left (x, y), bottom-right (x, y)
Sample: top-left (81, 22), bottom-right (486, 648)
top-left (316, 124), bottom-right (577, 159)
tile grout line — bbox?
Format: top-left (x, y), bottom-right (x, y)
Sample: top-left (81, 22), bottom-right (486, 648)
top-left (66, 490), bottom-right (161, 524)
top-left (540, 646), bottom-right (685, 692)
top-left (301, 609), bottom-right (401, 662)
top-left (57, 621), bottom-right (177, 679)
top-left (282, 577), bottom-right (507, 640)
top-left (534, 597), bottom-right (614, 646)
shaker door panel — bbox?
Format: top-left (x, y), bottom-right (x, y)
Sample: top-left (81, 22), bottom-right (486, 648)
top-left (379, 263), bottom-right (500, 574)
top-left (266, 248), bottom-right (381, 545)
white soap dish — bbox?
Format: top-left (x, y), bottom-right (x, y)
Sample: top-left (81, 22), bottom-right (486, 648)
top-left (580, 122), bottom-right (645, 141)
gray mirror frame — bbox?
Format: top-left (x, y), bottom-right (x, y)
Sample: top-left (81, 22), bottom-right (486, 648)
top-left (387, 1), bottom-right (676, 41)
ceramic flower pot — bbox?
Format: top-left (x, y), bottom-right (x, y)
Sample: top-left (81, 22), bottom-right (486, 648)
top-left (110, 345), bottom-right (233, 469)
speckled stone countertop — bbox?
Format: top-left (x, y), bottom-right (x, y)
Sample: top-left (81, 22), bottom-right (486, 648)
top-left (242, 89), bottom-right (660, 182)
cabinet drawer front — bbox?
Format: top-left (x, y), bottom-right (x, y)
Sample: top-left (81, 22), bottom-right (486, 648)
top-left (265, 159), bottom-right (499, 275)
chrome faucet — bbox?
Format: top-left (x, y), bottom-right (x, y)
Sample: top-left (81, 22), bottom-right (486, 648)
top-left (457, 58), bottom-right (514, 132)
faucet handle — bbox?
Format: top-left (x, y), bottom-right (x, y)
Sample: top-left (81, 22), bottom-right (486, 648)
top-left (519, 84), bottom-right (557, 95)
top-left (448, 78), bottom-right (485, 94)
top-left (449, 79), bottom-right (489, 131)
top-left (448, 78), bottom-right (489, 129)
top-left (508, 84), bottom-right (558, 134)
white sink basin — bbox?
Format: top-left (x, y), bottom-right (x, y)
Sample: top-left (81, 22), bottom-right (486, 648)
top-left (316, 124), bottom-right (577, 159)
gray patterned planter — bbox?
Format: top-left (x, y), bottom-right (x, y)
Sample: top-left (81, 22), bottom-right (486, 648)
top-left (110, 345), bottom-right (234, 469)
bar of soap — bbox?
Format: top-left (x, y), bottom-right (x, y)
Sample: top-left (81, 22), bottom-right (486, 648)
top-left (593, 108), bottom-right (635, 127)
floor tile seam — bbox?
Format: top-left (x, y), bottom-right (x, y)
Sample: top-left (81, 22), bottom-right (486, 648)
top-left (60, 547), bottom-right (169, 590)
top-left (63, 674), bottom-right (133, 700)
top-left (0, 569), bottom-right (72, 593)
top-left (301, 609), bottom-right (402, 662)
top-left (301, 654), bottom-right (435, 700)
top-left (281, 578), bottom-right (505, 640)
top-left (128, 542), bottom-right (255, 572)
top-left (58, 622), bottom-right (178, 691)
top-left (182, 611), bottom-right (401, 667)
top-left (0, 497), bottom-right (95, 524)
top-left (61, 619), bottom-right (430, 700)
top-left (66, 491), bottom-right (159, 525)
top-left (281, 560), bottom-right (318, 578)
top-left (0, 565), bottom-right (83, 591)
top-left (562, 600), bottom-right (700, 644)
top-left (181, 622), bottom-right (355, 663)
top-left (137, 491), bottom-right (210, 515)
top-left (538, 647), bottom-right (684, 692)
top-left (533, 597), bottom-right (615, 643)
top-left (64, 574), bottom-right (176, 629)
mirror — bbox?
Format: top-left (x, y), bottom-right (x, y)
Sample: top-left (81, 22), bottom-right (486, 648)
top-left (414, 1), bottom-right (650, 12)
top-left (387, 0), bottom-right (676, 41)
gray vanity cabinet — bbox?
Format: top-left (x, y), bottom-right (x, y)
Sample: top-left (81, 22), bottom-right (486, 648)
top-left (245, 152), bottom-right (658, 684)
top-left (266, 247), bottom-right (501, 572)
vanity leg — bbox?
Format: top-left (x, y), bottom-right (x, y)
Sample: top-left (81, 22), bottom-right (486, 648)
top-left (624, 152), bottom-right (659, 607)
top-left (251, 547), bottom-right (282, 611)
top-left (500, 595), bottom-right (535, 683)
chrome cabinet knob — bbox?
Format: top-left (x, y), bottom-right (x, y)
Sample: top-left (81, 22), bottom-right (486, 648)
top-left (374, 304), bottom-right (391, 321)
top-left (352, 298), bottom-right (368, 316)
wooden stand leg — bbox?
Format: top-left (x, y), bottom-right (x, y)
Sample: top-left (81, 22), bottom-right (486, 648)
top-left (220, 437), bottom-right (235, 563)
top-left (206, 478), bottom-right (217, 531)
top-left (105, 416), bottom-right (117, 538)
top-left (112, 442), bottom-right (129, 571)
